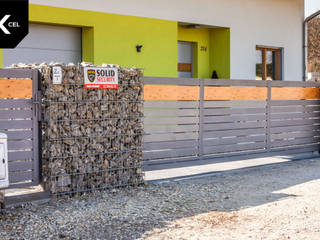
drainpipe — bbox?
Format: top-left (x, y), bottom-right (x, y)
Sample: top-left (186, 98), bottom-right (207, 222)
top-left (303, 10), bottom-right (320, 81)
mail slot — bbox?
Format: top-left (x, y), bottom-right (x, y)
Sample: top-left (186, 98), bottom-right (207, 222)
top-left (0, 133), bottom-right (9, 189)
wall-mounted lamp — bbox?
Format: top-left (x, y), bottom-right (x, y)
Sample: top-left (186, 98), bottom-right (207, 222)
top-left (136, 45), bottom-right (143, 52)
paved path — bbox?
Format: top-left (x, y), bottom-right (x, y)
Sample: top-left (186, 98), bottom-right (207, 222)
top-left (145, 153), bottom-right (317, 182)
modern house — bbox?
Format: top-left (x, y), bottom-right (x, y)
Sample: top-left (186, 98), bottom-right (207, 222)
top-left (0, 0), bottom-right (305, 80)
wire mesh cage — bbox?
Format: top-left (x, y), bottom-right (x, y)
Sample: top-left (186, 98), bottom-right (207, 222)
top-left (39, 63), bottom-right (144, 196)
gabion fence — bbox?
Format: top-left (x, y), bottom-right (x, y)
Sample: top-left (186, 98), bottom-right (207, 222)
top-left (13, 63), bottom-right (144, 195)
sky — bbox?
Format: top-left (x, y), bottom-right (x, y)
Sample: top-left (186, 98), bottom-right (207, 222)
top-left (306, 0), bottom-right (320, 17)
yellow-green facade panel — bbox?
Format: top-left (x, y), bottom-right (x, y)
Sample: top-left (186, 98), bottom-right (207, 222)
top-left (0, 4), bottom-right (230, 78)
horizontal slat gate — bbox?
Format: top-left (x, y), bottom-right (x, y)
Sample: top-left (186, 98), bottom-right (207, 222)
top-left (143, 77), bottom-right (320, 170)
top-left (0, 69), bottom-right (40, 188)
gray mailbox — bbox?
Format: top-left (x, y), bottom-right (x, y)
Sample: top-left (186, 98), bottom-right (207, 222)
top-left (0, 133), bottom-right (9, 189)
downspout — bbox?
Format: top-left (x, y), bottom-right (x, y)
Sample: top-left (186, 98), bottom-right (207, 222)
top-left (303, 10), bottom-right (320, 81)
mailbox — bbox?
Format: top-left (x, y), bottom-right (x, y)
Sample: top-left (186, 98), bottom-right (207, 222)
top-left (0, 133), bottom-right (9, 189)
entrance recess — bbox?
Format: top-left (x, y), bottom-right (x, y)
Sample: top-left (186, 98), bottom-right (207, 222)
top-left (178, 41), bottom-right (193, 78)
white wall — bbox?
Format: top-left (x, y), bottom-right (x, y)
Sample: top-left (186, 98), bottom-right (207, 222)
top-left (30, 0), bottom-right (305, 80)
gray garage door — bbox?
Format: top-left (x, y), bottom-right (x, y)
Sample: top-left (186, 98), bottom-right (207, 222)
top-left (3, 23), bottom-right (82, 67)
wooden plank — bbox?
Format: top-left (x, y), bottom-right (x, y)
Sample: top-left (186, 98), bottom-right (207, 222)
top-left (143, 77), bottom-right (200, 86)
top-left (143, 139), bottom-right (198, 151)
top-left (271, 99), bottom-right (320, 106)
top-left (0, 99), bottom-right (32, 108)
top-left (9, 161), bottom-right (33, 172)
top-left (0, 110), bottom-right (33, 119)
top-left (203, 128), bottom-right (266, 138)
top-left (143, 148), bottom-right (198, 160)
top-left (144, 101), bottom-right (199, 109)
top-left (8, 151), bottom-right (33, 161)
top-left (144, 124), bottom-right (198, 134)
top-left (204, 87), bottom-right (268, 100)
top-left (204, 142), bottom-right (266, 155)
top-left (204, 114), bottom-right (266, 123)
top-left (272, 88), bottom-right (320, 100)
top-left (270, 119), bottom-right (320, 127)
top-left (178, 63), bottom-right (192, 73)
top-left (0, 130), bottom-right (33, 140)
top-left (144, 85), bottom-right (200, 101)
top-left (204, 121), bottom-right (266, 131)
top-left (262, 49), bottom-right (267, 80)
top-left (270, 125), bottom-right (319, 134)
top-left (144, 108), bottom-right (198, 117)
top-left (144, 132), bottom-right (198, 142)
top-left (144, 117), bottom-right (199, 125)
top-left (204, 107), bottom-right (266, 115)
top-left (276, 51), bottom-right (280, 80)
top-left (0, 120), bottom-right (33, 129)
top-left (272, 131), bottom-right (320, 140)
top-left (0, 79), bottom-right (32, 99)
top-left (204, 100), bottom-right (266, 108)
top-left (8, 140), bottom-right (33, 150)
top-left (203, 135), bottom-right (266, 146)
top-left (9, 171), bottom-right (33, 183)
top-left (271, 137), bottom-right (320, 148)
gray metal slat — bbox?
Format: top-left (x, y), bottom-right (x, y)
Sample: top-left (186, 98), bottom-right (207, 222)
top-left (144, 117), bottom-right (199, 125)
top-left (271, 105), bottom-right (320, 113)
top-left (203, 128), bottom-right (266, 138)
top-left (270, 125), bottom-right (320, 134)
top-left (0, 130), bottom-right (33, 140)
top-left (144, 101), bottom-right (199, 109)
top-left (203, 79), bottom-right (268, 87)
top-left (8, 140), bottom-right (33, 150)
top-left (144, 132), bottom-right (198, 142)
top-left (0, 99), bottom-right (32, 108)
top-left (143, 77), bottom-right (200, 86)
top-left (204, 108), bottom-right (266, 115)
top-left (0, 120), bottom-right (33, 129)
top-left (9, 171), bottom-right (33, 183)
top-left (143, 139), bottom-right (198, 151)
top-left (204, 121), bottom-right (266, 131)
top-left (204, 100), bottom-right (266, 108)
top-left (270, 81), bottom-right (320, 88)
top-left (143, 148), bottom-right (198, 160)
top-left (144, 124), bottom-right (198, 134)
top-left (0, 68), bottom-right (34, 79)
top-left (8, 151), bottom-right (33, 161)
top-left (270, 100), bottom-right (320, 106)
top-left (0, 110), bottom-right (33, 119)
top-left (271, 137), bottom-right (320, 148)
top-left (9, 161), bottom-right (33, 172)
top-left (204, 114), bottom-right (266, 123)
top-left (272, 131), bottom-right (320, 140)
top-left (270, 119), bottom-right (320, 127)
top-left (144, 108), bottom-right (198, 117)
top-left (203, 135), bottom-right (266, 146)
top-left (203, 142), bottom-right (266, 155)
top-left (271, 112), bottom-right (320, 120)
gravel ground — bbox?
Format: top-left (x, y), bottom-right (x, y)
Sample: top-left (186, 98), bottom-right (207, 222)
top-left (1, 158), bottom-right (320, 239)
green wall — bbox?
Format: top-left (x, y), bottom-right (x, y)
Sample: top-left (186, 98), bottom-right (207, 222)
top-left (210, 28), bottom-right (231, 79)
top-left (0, 4), bottom-right (230, 78)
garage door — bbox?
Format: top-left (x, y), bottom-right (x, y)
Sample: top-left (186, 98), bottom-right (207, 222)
top-left (3, 23), bottom-right (82, 67)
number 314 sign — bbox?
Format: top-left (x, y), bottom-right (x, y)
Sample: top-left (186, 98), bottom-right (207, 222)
top-left (84, 67), bottom-right (119, 89)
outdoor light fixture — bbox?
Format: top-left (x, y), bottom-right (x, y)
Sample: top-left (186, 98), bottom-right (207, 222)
top-left (136, 45), bottom-right (143, 52)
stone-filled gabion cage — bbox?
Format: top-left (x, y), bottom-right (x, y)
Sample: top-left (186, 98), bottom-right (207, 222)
top-left (14, 63), bottom-right (144, 195)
